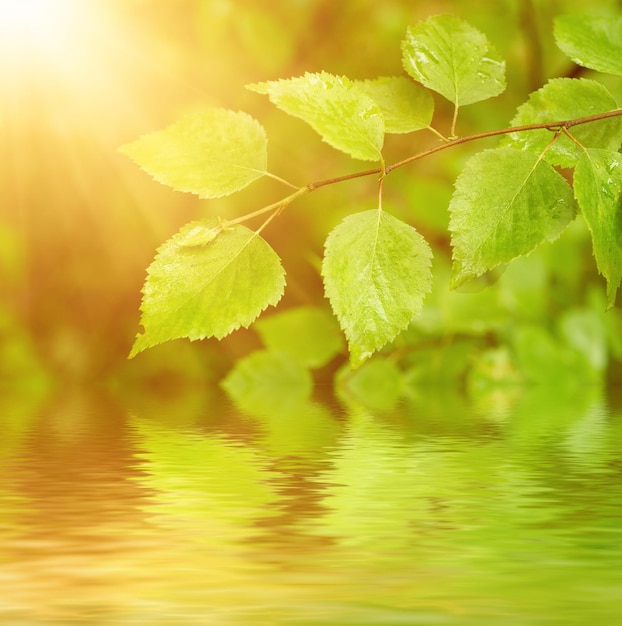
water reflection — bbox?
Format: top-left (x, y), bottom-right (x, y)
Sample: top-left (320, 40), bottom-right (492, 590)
top-left (1, 384), bottom-right (622, 624)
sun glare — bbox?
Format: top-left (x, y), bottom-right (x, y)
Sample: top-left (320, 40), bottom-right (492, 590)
top-left (0, 0), bottom-right (80, 64)
top-left (0, 0), bottom-right (139, 120)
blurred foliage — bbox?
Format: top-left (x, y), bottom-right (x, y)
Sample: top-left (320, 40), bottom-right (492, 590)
top-left (1, 0), bottom-right (622, 397)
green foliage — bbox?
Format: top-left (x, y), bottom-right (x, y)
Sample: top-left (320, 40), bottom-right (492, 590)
top-left (554, 14), bottom-right (622, 77)
top-left (121, 9), bottom-right (622, 389)
top-left (322, 210), bottom-right (432, 366)
top-left (120, 109), bottom-right (268, 198)
top-left (130, 219), bottom-right (285, 357)
top-left (574, 149), bottom-right (622, 307)
top-left (504, 79), bottom-right (622, 168)
top-left (401, 14), bottom-right (506, 108)
top-left (248, 72), bottom-right (385, 161)
top-left (354, 76), bottom-right (434, 134)
top-left (449, 147), bottom-right (576, 286)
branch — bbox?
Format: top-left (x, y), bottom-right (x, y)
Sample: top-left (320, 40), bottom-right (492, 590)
top-left (305, 108), bottom-right (622, 191)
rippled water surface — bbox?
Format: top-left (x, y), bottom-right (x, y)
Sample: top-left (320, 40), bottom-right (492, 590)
top-left (2, 384), bottom-right (622, 625)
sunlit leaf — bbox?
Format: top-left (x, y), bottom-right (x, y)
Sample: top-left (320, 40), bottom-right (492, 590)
top-left (449, 148), bottom-right (576, 287)
top-left (120, 108), bottom-right (267, 198)
top-left (555, 14), bottom-right (622, 76)
top-left (503, 78), bottom-right (622, 168)
top-left (130, 219), bottom-right (285, 357)
top-left (248, 71), bottom-right (384, 161)
top-left (401, 14), bottom-right (506, 107)
top-left (254, 306), bottom-right (344, 368)
top-left (574, 149), bottom-right (622, 306)
top-left (354, 76), bottom-right (434, 133)
top-left (322, 210), bottom-right (433, 366)
top-left (221, 350), bottom-right (313, 414)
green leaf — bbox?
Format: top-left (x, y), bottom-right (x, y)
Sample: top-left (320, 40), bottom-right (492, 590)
top-left (401, 14), bottom-right (506, 107)
top-left (354, 76), bottom-right (434, 134)
top-left (449, 148), bottom-right (576, 287)
top-left (555, 14), bottom-right (622, 77)
top-left (248, 71), bottom-right (384, 161)
top-left (130, 219), bottom-right (285, 357)
top-left (503, 78), bottom-right (622, 168)
top-left (221, 350), bottom-right (313, 414)
top-left (254, 306), bottom-right (344, 368)
top-left (574, 149), bottom-right (622, 306)
top-left (119, 108), bottom-right (267, 198)
top-left (322, 210), bottom-right (433, 366)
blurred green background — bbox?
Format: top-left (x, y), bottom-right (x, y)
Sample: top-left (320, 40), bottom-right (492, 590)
top-left (2, 0), bottom-right (622, 395)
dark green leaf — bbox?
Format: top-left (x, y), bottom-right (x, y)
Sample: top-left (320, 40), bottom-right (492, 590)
top-left (574, 149), bottom-right (622, 306)
top-left (503, 79), bottom-right (622, 168)
top-left (449, 148), bottom-right (576, 287)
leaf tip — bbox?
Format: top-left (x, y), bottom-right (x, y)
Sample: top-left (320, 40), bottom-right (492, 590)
top-left (246, 81), bottom-right (269, 94)
top-left (128, 333), bottom-right (148, 359)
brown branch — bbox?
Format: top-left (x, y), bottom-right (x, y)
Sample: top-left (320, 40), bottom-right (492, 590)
top-left (304, 108), bottom-right (622, 191)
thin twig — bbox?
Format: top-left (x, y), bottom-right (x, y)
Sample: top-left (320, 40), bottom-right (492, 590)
top-left (304, 108), bottom-right (622, 188)
top-left (224, 187), bottom-right (307, 227)
top-left (246, 108), bottom-right (622, 233)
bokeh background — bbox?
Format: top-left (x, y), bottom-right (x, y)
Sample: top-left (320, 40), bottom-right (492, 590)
top-left (2, 0), bottom-right (622, 394)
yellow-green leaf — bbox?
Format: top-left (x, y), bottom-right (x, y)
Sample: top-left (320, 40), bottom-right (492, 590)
top-left (248, 71), bottom-right (384, 161)
top-left (401, 14), bottom-right (506, 107)
top-left (555, 14), bottom-right (622, 77)
top-left (354, 76), bottom-right (434, 134)
top-left (322, 210), bottom-right (433, 367)
top-left (120, 108), bottom-right (267, 198)
top-left (130, 219), bottom-right (285, 357)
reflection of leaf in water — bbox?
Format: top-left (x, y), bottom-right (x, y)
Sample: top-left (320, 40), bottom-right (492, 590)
top-left (502, 384), bottom-right (602, 446)
top-left (221, 350), bottom-right (340, 456)
top-left (130, 417), bottom-right (284, 538)
top-left (562, 397), bottom-right (613, 469)
top-left (249, 400), bottom-right (340, 459)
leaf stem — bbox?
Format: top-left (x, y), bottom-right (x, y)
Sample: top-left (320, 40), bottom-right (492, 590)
top-left (378, 176), bottom-right (385, 213)
top-left (427, 125), bottom-right (450, 142)
top-left (560, 126), bottom-right (587, 152)
top-left (304, 107), bottom-right (622, 186)
top-left (263, 170), bottom-right (300, 189)
top-left (233, 108), bottom-right (622, 227)
top-left (224, 187), bottom-right (307, 227)
top-left (450, 103), bottom-right (459, 138)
